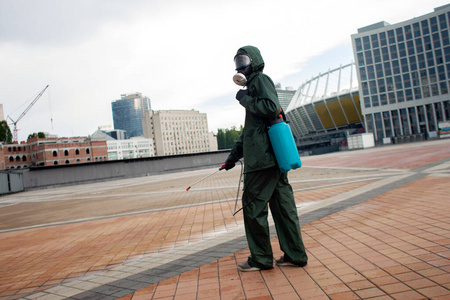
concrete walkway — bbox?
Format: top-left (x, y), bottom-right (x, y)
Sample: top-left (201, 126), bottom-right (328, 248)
top-left (0, 139), bottom-right (449, 299)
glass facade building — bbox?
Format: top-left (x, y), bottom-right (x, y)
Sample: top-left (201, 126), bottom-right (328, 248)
top-left (352, 4), bottom-right (450, 143)
top-left (111, 93), bottom-right (151, 138)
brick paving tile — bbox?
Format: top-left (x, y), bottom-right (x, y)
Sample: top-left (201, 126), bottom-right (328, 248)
top-left (390, 290), bottom-right (428, 300)
top-left (1, 140), bottom-right (450, 300)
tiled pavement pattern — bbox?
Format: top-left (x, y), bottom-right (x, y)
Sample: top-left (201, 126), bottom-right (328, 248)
top-left (0, 140), bottom-right (448, 299)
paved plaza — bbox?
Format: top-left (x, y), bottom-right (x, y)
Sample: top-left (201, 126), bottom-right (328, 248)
top-left (0, 139), bottom-right (449, 299)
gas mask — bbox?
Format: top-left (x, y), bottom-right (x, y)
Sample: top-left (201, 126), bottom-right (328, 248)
top-left (233, 53), bottom-right (252, 86)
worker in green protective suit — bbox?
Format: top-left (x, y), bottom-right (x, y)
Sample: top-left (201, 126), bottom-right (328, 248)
top-left (223, 45), bottom-right (308, 272)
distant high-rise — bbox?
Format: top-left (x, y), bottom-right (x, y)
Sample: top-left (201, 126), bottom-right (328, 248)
top-left (111, 93), bottom-right (151, 138)
top-left (276, 84), bottom-right (297, 111)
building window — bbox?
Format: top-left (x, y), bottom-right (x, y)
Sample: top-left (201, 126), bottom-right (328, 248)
top-left (372, 95), bottom-right (380, 107)
top-left (365, 50), bottom-right (373, 64)
top-left (409, 56), bottom-right (418, 71)
top-left (383, 111), bottom-right (392, 137)
top-left (401, 58), bottom-right (409, 73)
top-left (9, 157), bottom-right (13, 162)
top-left (398, 42), bottom-right (406, 57)
top-left (388, 30), bottom-right (396, 44)
top-left (397, 91), bottom-right (405, 102)
top-left (22, 155), bottom-right (27, 162)
top-left (390, 45), bottom-right (398, 59)
top-left (53, 151), bottom-right (57, 157)
top-left (374, 112), bottom-right (384, 141)
top-left (386, 77), bottom-right (394, 91)
top-left (414, 87), bottom-right (422, 99)
top-left (355, 38), bottom-right (362, 52)
top-left (388, 92), bottom-right (396, 104)
top-left (440, 81), bottom-right (448, 94)
top-left (371, 34), bottom-right (379, 48)
top-left (378, 78), bottom-right (386, 93)
top-left (86, 148), bottom-right (90, 154)
top-left (379, 32), bottom-right (387, 46)
top-left (430, 16), bottom-right (438, 33)
top-left (416, 38), bottom-right (424, 53)
top-left (396, 27), bottom-right (404, 42)
top-left (392, 60), bottom-right (400, 74)
top-left (413, 22), bottom-right (421, 38)
top-left (405, 25), bottom-right (412, 40)
top-left (423, 85), bottom-right (430, 97)
top-left (65, 160), bottom-right (70, 164)
top-left (75, 149), bottom-right (80, 155)
top-left (400, 108), bottom-right (410, 135)
top-left (64, 150), bottom-right (69, 156)
top-left (442, 30), bottom-right (449, 46)
top-left (15, 156), bottom-right (20, 162)
top-left (405, 89), bottom-right (413, 101)
top-left (54, 161), bottom-right (58, 165)
top-left (403, 73), bottom-right (411, 88)
top-left (439, 14), bottom-right (447, 29)
top-left (363, 36), bottom-right (371, 50)
top-left (422, 19), bottom-right (430, 35)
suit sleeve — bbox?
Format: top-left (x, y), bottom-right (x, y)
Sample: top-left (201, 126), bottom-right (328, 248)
top-left (238, 75), bottom-right (280, 119)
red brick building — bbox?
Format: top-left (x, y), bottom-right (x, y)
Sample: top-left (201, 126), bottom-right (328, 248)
top-left (0, 136), bottom-right (108, 170)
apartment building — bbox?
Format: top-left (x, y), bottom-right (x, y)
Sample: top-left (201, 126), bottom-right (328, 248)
top-left (143, 109), bottom-right (217, 156)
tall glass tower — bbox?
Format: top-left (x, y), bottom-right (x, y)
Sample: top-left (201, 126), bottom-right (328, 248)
top-left (352, 4), bottom-right (450, 143)
top-left (111, 93), bottom-right (151, 138)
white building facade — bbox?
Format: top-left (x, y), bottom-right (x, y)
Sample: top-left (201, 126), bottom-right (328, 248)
top-left (106, 137), bottom-right (155, 160)
top-left (143, 109), bottom-right (217, 156)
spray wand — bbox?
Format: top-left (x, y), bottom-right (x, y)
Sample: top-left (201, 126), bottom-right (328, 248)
top-left (186, 165), bottom-right (225, 191)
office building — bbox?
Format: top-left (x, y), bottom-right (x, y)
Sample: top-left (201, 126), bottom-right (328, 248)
top-left (111, 93), bottom-right (151, 138)
top-left (351, 4), bottom-right (450, 143)
top-left (143, 109), bottom-right (217, 156)
top-left (276, 84), bottom-right (297, 111)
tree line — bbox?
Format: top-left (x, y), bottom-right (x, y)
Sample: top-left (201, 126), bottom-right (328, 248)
top-left (0, 121), bottom-right (45, 144)
top-left (216, 125), bottom-right (243, 150)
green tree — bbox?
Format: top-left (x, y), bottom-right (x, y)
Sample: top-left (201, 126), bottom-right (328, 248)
top-left (217, 125), bottom-right (243, 150)
top-left (0, 121), bottom-right (12, 144)
top-left (27, 132), bottom-right (46, 140)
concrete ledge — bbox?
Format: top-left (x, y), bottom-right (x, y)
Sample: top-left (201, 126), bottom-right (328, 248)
top-left (20, 150), bottom-right (230, 190)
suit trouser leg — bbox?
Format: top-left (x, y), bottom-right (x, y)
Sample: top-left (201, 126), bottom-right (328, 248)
top-left (242, 169), bottom-right (278, 269)
top-left (269, 173), bottom-right (308, 264)
top-left (243, 197), bottom-right (274, 269)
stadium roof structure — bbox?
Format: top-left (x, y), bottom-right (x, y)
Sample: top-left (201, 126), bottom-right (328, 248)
top-left (286, 62), bottom-right (363, 140)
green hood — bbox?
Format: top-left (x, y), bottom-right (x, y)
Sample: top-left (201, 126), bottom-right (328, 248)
top-left (238, 45), bottom-right (265, 74)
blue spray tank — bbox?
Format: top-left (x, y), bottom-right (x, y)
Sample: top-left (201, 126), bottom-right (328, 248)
top-left (267, 110), bottom-right (302, 173)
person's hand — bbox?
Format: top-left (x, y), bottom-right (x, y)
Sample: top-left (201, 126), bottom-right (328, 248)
top-left (222, 160), bottom-right (236, 170)
top-left (236, 89), bottom-right (248, 101)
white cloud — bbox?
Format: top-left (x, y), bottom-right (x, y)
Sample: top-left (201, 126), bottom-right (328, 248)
top-left (0, 0), bottom-right (449, 140)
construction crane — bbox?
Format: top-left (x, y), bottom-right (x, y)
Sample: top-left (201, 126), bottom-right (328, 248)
top-left (7, 85), bottom-right (49, 142)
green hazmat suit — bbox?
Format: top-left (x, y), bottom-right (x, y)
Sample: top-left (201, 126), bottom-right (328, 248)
top-left (226, 45), bottom-right (308, 269)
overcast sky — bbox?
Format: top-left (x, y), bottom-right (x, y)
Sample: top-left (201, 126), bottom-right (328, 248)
top-left (1, 0), bottom-right (449, 142)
